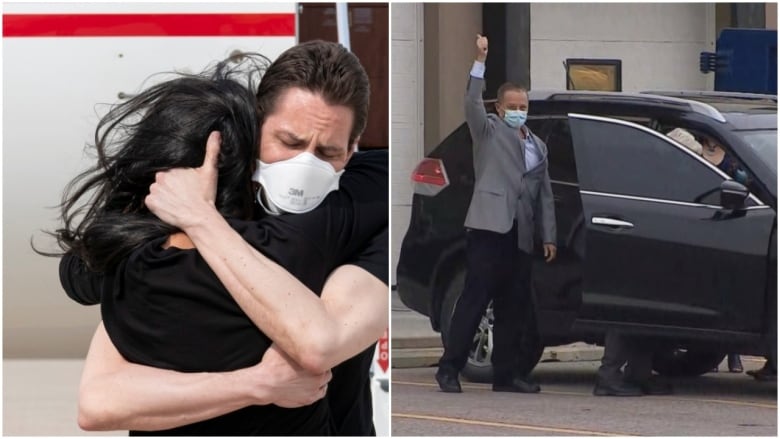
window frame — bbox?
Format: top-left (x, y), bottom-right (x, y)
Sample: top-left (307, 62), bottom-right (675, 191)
top-left (564, 59), bottom-right (623, 92)
top-left (567, 113), bottom-right (764, 208)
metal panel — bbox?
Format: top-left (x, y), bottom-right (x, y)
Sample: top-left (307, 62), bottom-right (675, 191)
top-left (4, 2), bottom-right (296, 358)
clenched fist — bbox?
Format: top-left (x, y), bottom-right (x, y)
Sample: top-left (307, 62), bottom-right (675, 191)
top-left (476, 34), bottom-right (488, 62)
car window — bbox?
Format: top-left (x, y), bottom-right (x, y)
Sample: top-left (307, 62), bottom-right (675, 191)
top-left (737, 129), bottom-right (777, 176)
top-left (572, 118), bottom-right (729, 205)
top-left (541, 119), bottom-right (578, 184)
top-left (528, 116), bottom-right (655, 186)
top-left (526, 118), bottom-right (552, 141)
top-left (528, 117), bottom-right (578, 184)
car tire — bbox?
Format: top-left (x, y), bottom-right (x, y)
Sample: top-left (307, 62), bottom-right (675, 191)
top-left (651, 349), bottom-right (726, 377)
top-left (461, 302), bottom-right (495, 383)
top-left (459, 300), bottom-right (545, 384)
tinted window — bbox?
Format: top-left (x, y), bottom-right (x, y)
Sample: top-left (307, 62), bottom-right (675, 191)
top-left (527, 117), bottom-right (578, 183)
top-left (526, 118), bottom-right (552, 140)
top-left (571, 118), bottom-right (726, 204)
top-left (543, 119), bottom-right (578, 184)
top-left (738, 129), bottom-right (777, 176)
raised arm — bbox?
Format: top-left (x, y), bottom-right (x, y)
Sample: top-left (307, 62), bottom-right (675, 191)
top-left (465, 34), bottom-right (492, 141)
top-left (77, 322), bottom-right (330, 431)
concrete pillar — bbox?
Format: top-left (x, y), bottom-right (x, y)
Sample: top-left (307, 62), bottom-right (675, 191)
top-left (483, 3), bottom-right (531, 96)
top-left (423, 3), bottom-right (482, 154)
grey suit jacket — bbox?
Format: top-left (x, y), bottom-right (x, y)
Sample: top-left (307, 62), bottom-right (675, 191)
top-left (463, 75), bottom-right (556, 253)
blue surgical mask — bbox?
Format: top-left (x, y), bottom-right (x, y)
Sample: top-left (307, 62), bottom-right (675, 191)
top-left (503, 110), bottom-right (527, 128)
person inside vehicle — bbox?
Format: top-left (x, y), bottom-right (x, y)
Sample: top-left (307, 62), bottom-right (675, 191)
top-left (698, 134), bottom-right (756, 192)
top-left (667, 127), bottom-right (703, 155)
top-left (667, 128), bottom-right (756, 376)
top-left (699, 134), bottom-right (775, 381)
top-left (50, 42), bottom-right (388, 435)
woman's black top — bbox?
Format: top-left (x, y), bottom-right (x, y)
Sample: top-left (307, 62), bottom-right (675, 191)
top-left (59, 150), bottom-right (388, 436)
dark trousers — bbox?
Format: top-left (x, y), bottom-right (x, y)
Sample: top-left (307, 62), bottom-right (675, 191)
top-left (438, 223), bottom-right (533, 383)
top-left (597, 331), bottom-right (654, 384)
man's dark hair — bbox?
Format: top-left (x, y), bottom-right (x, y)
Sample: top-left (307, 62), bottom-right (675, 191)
top-left (38, 57), bottom-right (263, 272)
top-left (497, 82), bottom-right (528, 102)
top-left (255, 40), bottom-right (370, 146)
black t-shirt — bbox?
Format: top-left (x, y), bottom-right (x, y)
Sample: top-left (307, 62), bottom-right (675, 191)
top-left (59, 150), bottom-right (388, 436)
top-left (329, 227), bottom-right (388, 436)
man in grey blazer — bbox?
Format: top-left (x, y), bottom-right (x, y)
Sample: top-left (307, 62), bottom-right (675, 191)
top-left (436, 34), bottom-right (557, 394)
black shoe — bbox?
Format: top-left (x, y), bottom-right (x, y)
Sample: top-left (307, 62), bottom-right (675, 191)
top-left (629, 377), bottom-right (673, 395)
top-left (728, 355), bottom-right (743, 373)
top-left (593, 378), bottom-right (643, 396)
top-left (435, 369), bottom-right (462, 393)
top-left (747, 366), bottom-right (777, 382)
top-left (492, 377), bottom-right (541, 393)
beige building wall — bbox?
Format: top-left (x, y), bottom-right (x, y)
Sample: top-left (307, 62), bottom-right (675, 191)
top-left (423, 3), bottom-right (482, 155)
top-left (767, 2), bottom-right (777, 29)
top-left (391, 3), bottom-right (425, 285)
top-left (529, 3), bottom-right (716, 91)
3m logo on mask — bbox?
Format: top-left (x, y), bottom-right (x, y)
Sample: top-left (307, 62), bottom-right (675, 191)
top-left (251, 152), bottom-right (344, 215)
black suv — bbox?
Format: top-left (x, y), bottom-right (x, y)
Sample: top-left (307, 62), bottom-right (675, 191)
top-left (397, 90), bottom-right (777, 383)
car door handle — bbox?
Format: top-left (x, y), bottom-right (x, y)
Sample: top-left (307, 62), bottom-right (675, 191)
top-left (591, 217), bottom-right (634, 229)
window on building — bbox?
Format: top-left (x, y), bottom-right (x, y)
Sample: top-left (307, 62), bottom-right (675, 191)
top-left (565, 59), bottom-right (622, 92)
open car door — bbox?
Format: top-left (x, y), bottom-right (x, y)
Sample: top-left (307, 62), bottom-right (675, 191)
top-left (567, 113), bottom-right (774, 337)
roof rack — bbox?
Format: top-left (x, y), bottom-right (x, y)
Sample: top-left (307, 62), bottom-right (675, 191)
top-left (641, 90), bottom-right (778, 103)
top-left (526, 89), bottom-right (728, 123)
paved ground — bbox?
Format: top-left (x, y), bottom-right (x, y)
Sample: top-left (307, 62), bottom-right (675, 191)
top-left (392, 358), bottom-right (777, 436)
top-left (4, 359), bottom-right (389, 436)
top-left (391, 289), bottom-right (604, 369)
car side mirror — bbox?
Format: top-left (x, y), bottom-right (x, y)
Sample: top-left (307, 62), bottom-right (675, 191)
top-left (720, 180), bottom-right (749, 210)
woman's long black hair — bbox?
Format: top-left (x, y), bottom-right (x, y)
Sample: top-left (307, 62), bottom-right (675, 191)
top-left (38, 53), bottom-right (268, 272)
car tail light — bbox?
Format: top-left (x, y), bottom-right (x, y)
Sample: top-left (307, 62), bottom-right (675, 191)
top-left (411, 158), bottom-right (449, 196)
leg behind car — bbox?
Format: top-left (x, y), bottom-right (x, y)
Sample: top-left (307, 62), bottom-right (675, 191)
top-left (491, 248), bottom-right (540, 393)
top-left (747, 356), bottom-right (777, 381)
top-left (594, 331), bottom-right (643, 396)
top-left (624, 342), bottom-right (673, 395)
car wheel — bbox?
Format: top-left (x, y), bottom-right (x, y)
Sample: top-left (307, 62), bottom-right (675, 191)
top-left (461, 303), bottom-right (495, 383)
top-left (460, 301), bottom-right (545, 384)
top-left (652, 349), bottom-right (726, 377)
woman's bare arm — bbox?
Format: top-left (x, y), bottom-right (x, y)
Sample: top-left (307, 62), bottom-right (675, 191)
top-left (78, 322), bottom-right (330, 431)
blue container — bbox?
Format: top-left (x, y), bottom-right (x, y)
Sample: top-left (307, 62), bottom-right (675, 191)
top-left (713, 28), bottom-right (777, 94)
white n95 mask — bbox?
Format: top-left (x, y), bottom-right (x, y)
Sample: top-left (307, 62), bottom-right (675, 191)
top-left (251, 152), bottom-right (344, 215)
